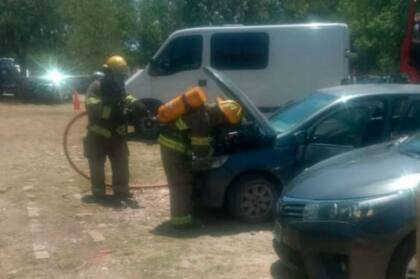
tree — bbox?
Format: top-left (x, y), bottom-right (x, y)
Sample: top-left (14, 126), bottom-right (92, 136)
top-left (338, 0), bottom-right (409, 74)
top-left (280, 0), bottom-right (339, 21)
top-left (176, 0), bottom-right (284, 26)
top-left (135, 0), bottom-right (175, 65)
top-left (0, 0), bottom-right (64, 74)
top-left (0, 0), bottom-right (412, 76)
top-left (112, 0), bottom-right (139, 66)
top-left (133, 0), bottom-right (285, 66)
top-left (60, 0), bottom-right (122, 73)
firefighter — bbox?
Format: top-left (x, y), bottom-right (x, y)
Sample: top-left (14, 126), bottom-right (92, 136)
top-left (84, 55), bottom-right (145, 202)
top-left (158, 87), bottom-right (243, 227)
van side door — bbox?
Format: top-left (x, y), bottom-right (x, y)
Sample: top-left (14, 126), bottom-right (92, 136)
top-left (298, 98), bottom-right (387, 168)
top-left (148, 35), bottom-right (206, 102)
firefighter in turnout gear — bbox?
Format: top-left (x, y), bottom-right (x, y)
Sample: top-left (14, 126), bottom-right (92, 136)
top-left (158, 87), bottom-right (243, 227)
top-left (84, 55), bottom-right (145, 202)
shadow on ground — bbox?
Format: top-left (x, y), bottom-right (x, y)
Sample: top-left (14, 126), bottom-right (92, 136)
top-left (271, 260), bottom-right (307, 279)
top-left (151, 207), bottom-right (273, 238)
top-left (81, 194), bottom-right (143, 209)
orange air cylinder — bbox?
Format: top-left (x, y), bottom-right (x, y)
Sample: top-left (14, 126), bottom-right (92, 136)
top-left (157, 86), bottom-right (207, 123)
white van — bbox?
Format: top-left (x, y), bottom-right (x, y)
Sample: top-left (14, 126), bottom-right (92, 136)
top-left (126, 23), bottom-right (350, 112)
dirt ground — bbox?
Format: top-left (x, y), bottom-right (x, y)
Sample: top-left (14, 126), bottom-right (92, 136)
top-left (0, 99), bottom-right (305, 279)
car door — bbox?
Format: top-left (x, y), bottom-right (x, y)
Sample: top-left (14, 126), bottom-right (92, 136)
top-left (148, 34), bottom-right (206, 102)
top-left (299, 98), bottom-right (386, 168)
top-left (392, 96), bottom-right (420, 137)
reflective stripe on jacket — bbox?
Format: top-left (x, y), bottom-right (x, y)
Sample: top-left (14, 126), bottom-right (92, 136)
top-left (90, 124), bottom-right (111, 139)
top-left (158, 134), bottom-right (187, 154)
top-left (85, 80), bottom-right (136, 139)
top-left (158, 107), bottom-right (213, 157)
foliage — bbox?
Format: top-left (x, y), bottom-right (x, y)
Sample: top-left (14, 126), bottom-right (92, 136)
top-left (60, 0), bottom-right (123, 73)
top-left (135, 0), bottom-right (175, 65)
top-left (176, 0), bottom-right (284, 26)
top-left (0, 0), bottom-right (64, 73)
top-left (0, 0), bottom-right (414, 75)
top-left (338, 0), bottom-right (409, 74)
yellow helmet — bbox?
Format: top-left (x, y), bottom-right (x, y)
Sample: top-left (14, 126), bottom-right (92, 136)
top-left (103, 55), bottom-right (129, 75)
top-left (217, 98), bottom-right (243, 124)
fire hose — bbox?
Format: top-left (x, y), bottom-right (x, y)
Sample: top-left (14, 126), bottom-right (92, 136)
top-left (63, 111), bottom-right (168, 190)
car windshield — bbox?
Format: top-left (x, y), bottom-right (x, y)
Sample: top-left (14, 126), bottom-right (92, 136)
top-left (269, 92), bottom-right (337, 133)
top-left (399, 133), bottom-right (420, 158)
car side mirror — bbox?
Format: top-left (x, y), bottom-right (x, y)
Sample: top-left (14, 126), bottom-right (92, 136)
top-left (294, 130), bottom-right (307, 145)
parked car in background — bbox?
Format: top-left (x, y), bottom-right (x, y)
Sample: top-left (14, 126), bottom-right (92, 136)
top-left (0, 58), bottom-right (74, 103)
top-left (127, 23), bottom-right (350, 114)
top-left (274, 133), bottom-right (420, 279)
top-left (19, 76), bottom-right (72, 104)
top-left (0, 57), bottom-right (22, 96)
top-left (199, 68), bottom-right (420, 222)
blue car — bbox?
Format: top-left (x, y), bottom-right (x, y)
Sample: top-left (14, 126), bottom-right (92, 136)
top-left (201, 67), bottom-right (420, 223)
top-left (274, 134), bottom-right (420, 279)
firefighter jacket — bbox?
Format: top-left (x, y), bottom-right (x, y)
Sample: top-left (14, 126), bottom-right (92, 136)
top-left (85, 80), bottom-right (136, 139)
top-left (158, 105), bottom-right (213, 159)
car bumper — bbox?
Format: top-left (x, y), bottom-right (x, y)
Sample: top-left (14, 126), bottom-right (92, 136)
top-left (273, 219), bottom-right (394, 279)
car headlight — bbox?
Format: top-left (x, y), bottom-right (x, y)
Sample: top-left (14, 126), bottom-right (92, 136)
top-left (43, 69), bottom-right (65, 86)
top-left (303, 192), bottom-right (403, 222)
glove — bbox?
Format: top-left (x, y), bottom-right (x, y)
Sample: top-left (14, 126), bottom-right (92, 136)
top-left (191, 156), bottom-right (213, 171)
top-left (130, 100), bottom-right (149, 124)
top-left (132, 100), bottom-right (148, 116)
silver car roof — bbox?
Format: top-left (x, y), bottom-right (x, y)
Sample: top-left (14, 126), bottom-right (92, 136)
top-left (319, 84), bottom-right (420, 98)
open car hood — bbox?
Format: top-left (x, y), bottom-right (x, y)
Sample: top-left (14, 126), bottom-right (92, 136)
top-left (203, 67), bottom-right (276, 138)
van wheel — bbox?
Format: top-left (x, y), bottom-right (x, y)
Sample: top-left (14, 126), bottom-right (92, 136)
top-left (228, 174), bottom-right (279, 223)
top-left (138, 98), bottom-right (162, 140)
top-left (387, 236), bottom-right (416, 279)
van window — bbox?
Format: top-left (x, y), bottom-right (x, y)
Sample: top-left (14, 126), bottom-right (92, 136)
top-left (210, 32), bottom-right (269, 70)
top-left (150, 35), bottom-right (203, 76)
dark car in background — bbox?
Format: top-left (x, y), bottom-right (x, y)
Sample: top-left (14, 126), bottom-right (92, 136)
top-left (274, 134), bottom-right (420, 279)
top-left (20, 76), bottom-right (72, 104)
top-left (0, 57), bottom-right (74, 103)
top-left (0, 57), bottom-right (22, 96)
top-left (199, 68), bottom-right (420, 222)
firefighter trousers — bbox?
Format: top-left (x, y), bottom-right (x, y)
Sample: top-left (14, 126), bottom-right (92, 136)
top-left (84, 135), bottom-right (129, 197)
top-left (160, 146), bottom-right (193, 222)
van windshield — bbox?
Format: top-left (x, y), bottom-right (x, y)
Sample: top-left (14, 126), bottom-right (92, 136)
top-left (269, 93), bottom-right (337, 133)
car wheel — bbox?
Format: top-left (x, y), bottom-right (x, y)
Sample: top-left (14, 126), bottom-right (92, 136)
top-left (228, 174), bottom-right (279, 223)
top-left (387, 236), bottom-right (416, 279)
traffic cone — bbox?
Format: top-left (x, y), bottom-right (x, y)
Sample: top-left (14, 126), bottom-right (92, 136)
top-left (72, 90), bottom-right (81, 112)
